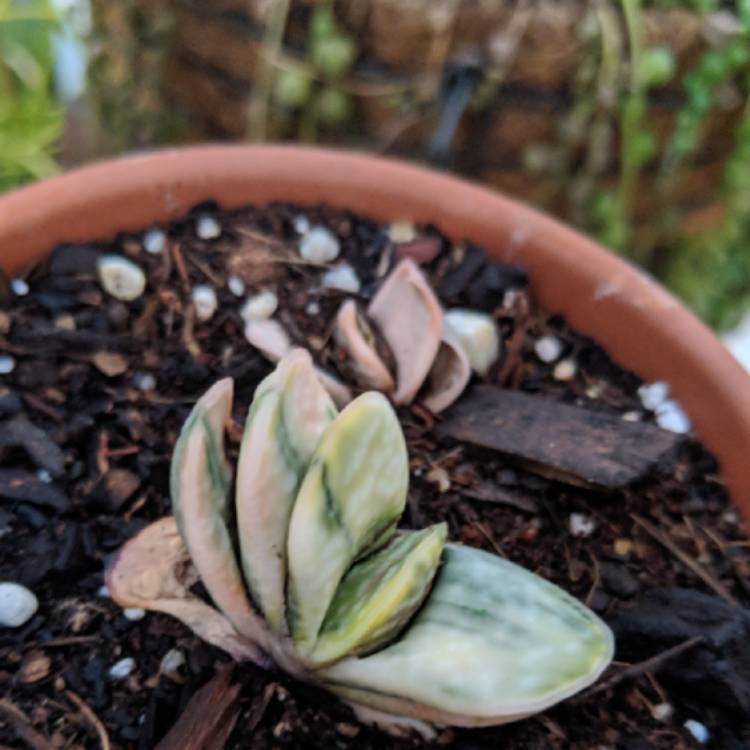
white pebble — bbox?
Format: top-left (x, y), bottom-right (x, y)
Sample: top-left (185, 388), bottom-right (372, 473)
top-left (444, 309), bottom-right (501, 376)
top-left (10, 278), bottom-right (29, 296)
top-left (160, 648), bottom-right (185, 676)
top-left (36, 469), bottom-right (52, 484)
top-left (651, 702), bottom-right (673, 721)
top-left (192, 285), bottom-right (218, 322)
top-left (569, 513), bottom-right (596, 538)
top-left (622, 411), bottom-right (642, 422)
top-left (143, 228), bottom-right (166, 255)
top-left (97, 585), bottom-right (110, 598)
top-left (135, 373), bottom-right (156, 392)
top-left (227, 275), bottom-right (245, 297)
top-left (245, 319), bottom-right (291, 363)
top-left (0, 582), bottom-right (38, 627)
top-left (124, 607), bottom-right (146, 621)
top-left (655, 400), bottom-right (691, 434)
top-left (553, 358), bottom-right (577, 381)
top-left (534, 335), bottom-right (563, 363)
top-left (196, 215), bottom-right (221, 240)
top-left (98, 255), bottom-right (146, 301)
top-left (293, 215), bottom-right (311, 235)
top-left (0, 355), bottom-right (15, 374)
top-left (109, 657), bottom-right (135, 680)
top-left (684, 719), bottom-right (709, 744)
top-left (305, 301), bottom-right (321, 316)
top-left (321, 263), bottom-right (360, 293)
top-left (299, 226), bottom-right (340, 265)
top-left (240, 290), bottom-right (278, 323)
top-left (388, 221), bottom-right (416, 243)
top-left (638, 381), bottom-right (669, 411)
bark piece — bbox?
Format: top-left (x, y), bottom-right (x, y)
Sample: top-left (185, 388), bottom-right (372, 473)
top-left (437, 386), bottom-right (682, 489)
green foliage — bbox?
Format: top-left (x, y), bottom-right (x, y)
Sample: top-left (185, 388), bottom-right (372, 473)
top-left (0, 0), bottom-right (62, 192)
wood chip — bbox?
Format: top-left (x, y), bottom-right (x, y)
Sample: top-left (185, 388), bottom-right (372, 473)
top-left (155, 666), bottom-right (241, 750)
top-left (0, 699), bottom-right (55, 750)
top-left (437, 386), bottom-right (683, 489)
top-left (0, 469), bottom-right (70, 511)
top-left (91, 351), bottom-right (129, 377)
top-left (19, 650), bottom-right (51, 684)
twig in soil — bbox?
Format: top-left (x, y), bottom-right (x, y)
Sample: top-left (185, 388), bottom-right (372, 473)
top-left (459, 503), bottom-right (506, 558)
top-left (584, 553), bottom-right (601, 609)
top-left (410, 403), bottom-right (435, 434)
top-left (246, 682), bottom-right (279, 734)
top-left (187, 254), bottom-right (223, 287)
top-left (181, 305), bottom-right (201, 358)
top-left (65, 691), bottom-right (110, 750)
top-left (171, 243), bottom-right (191, 293)
top-left (35, 635), bottom-right (98, 648)
top-left (631, 514), bottom-right (737, 605)
top-left (580, 635), bottom-right (703, 699)
top-left (0, 699), bottom-right (55, 750)
top-left (496, 292), bottom-right (530, 386)
top-left (22, 394), bottom-right (64, 424)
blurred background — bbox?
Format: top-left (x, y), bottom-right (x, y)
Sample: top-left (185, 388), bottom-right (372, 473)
top-left (1, 0), bottom-right (749, 360)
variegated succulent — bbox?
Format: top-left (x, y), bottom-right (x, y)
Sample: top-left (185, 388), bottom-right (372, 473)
top-left (108, 348), bottom-right (613, 738)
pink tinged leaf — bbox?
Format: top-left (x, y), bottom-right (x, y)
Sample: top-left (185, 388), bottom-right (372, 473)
top-left (334, 300), bottom-right (395, 392)
top-left (421, 327), bottom-right (472, 414)
top-left (244, 319), bottom-right (292, 362)
top-left (315, 368), bottom-right (353, 408)
top-left (170, 379), bottom-right (268, 645)
top-left (236, 350), bottom-right (337, 634)
top-left (106, 517), bottom-right (266, 664)
top-left (368, 258), bottom-right (443, 405)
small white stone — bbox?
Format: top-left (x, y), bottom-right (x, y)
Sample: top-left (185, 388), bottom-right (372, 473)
top-left (98, 255), bottom-right (147, 302)
top-left (553, 358), bottom-right (577, 381)
top-left (36, 469), bottom-right (52, 484)
top-left (124, 607), bottom-right (146, 621)
top-left (299, 226), bottom-right (340, 265)
top-left (11, 278), bottom-right (29, 296)
top-left (305, 301), bottom-right (321, 316)
top-left (160, 648), bottom-right (185, 676)
top-left (638, 381), bottom-right (669, 411)
top-left (655, 400), bottom-right (691, 434)
top-left (0, 582), bottom-right (38, 627)
top-left (293, 215), bottom-right (311, 235)
top-left (388, 221), bottom-right (417, 243)
top-left (109, 657), bottom-right (135, 680)
top-left (0, 355), bottom-right (15, 375)
top-left (569, 513), bottom-right (596, 538)
top-left (196, 215), bottom-right (221, 240)
top-left (321, 263), bottom-right (360, 293)
top-left (621, 411), bottom-right (642, 422)
top-left (227, 275), bottom-right (245, 297)
top-left (143, 228), bottom-right (166, 255)
top-left (97, 585), bottom-right (110, 598)
top-left (534, 335), bottom-right (563, 364)
top-left (684, 719), bottom-right (709, 744)
top-left (651, 702), bottom-right (673, 721)
top-left (240, 290), bottom-right (278, 323)
top-left (444, 309), bottom-right (501, 376)
top-left (135, 372), bottom-right (156, 392)
top-left (192, 285), bottom-right (218, 322)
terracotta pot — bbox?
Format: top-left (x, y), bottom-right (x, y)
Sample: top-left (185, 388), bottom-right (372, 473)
top-left (1, 145), bottom-right (748, 514)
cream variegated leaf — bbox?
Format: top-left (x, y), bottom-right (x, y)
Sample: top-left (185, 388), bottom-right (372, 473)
top-left (310, 524), bottom-right (447, 666)
top-left (286, 392), bottom-right (409, 656)
top-left (236, 349), bottom-right (337, 633)
top-left (170, 379), bottom-right (267, 643)
top-left (322, 543), bottom-right (614, 726)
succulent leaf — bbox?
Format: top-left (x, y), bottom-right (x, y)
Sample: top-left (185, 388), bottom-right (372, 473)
top-left (321, 544), bottom-right (614, 725)
top-left (310, 524), bottom-right (447, 666)
top-left (236, 349), bottom-right (337, 632)
top-left (170, 379), bottom-right (267, 643)
top-left (286, 392), bottom-right (409, 656)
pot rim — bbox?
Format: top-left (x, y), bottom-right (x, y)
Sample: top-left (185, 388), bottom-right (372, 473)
top-left (1, 144), bottom-right (748, 512)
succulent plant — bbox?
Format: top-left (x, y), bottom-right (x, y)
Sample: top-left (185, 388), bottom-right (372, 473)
top-left (108, 348), bottom-right (613, 737)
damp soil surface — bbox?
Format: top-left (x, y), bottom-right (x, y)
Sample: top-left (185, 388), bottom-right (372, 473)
top-left (1, 202), bottom-right (749, 750)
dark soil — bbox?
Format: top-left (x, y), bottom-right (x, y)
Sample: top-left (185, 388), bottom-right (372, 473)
top-left (1, 201), bottom-right (749, 750)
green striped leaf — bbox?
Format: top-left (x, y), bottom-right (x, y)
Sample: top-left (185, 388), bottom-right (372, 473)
top-left (236, 349), bottom-right (337, 633)
top-left (322, 543), bottom-right (614, 725)
top-left (310, 524), bottom-right (447, 666)
top-left (286, 392), bottom-right (409, 657)
top-left (170, 379), bottom-right (266, 642)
